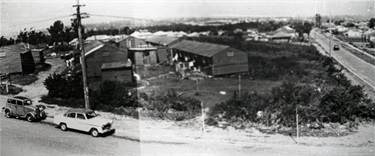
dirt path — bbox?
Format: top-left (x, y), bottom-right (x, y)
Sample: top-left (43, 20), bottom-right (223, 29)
top-left (0, 58), bottom-right (66, 108)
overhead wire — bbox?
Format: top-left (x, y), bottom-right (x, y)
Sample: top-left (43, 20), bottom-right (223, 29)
top-left (3, 15), bottom-right (73, 28)
top-left (88, 14), bottom-right (155, 22)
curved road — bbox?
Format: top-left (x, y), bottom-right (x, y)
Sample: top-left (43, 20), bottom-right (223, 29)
top-left (311, 29), bottom-right (375, 90)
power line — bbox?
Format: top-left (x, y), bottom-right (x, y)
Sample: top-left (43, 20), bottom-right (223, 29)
top-left (3, 15), bottom-right (72, 28)
top-left (89, 14), bottom-right (155, 22)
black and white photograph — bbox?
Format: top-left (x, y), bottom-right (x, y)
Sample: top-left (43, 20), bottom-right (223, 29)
top-left (1, 0), bottom-right (375, 155)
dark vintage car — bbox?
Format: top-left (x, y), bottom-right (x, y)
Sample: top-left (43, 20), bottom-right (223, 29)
top-left (2, 96), bottom-right (47, 122)
top-left (333, 45), bottom-right (340, 50)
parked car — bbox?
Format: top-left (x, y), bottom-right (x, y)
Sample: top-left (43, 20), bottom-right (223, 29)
top-left (333, 45), bottom-right (340, 50)
top-left (53, 108), bottom-right (115, 137)
top-left (2, 96), bottom-right (47, 122)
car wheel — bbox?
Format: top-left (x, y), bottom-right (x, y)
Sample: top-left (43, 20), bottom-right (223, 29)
top-left (90, 128), bottom-right (99, 137)
top-left (60, 123), bottom-right (67, 131)
top-left (4, 110), bottom-right (11, 118)
top-left (26, 115), bottom-right (34, 122)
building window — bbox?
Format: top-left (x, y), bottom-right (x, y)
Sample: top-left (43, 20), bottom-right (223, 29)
top-left (227, 51), bottom-right (234, 57)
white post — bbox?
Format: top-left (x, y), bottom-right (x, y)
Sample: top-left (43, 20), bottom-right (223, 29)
top-left (296, 107), bottom-right (299, 144)
top-left (6, 80), bottom-right (9, 93)
top-left (201, 102), bottom-right (205, 135)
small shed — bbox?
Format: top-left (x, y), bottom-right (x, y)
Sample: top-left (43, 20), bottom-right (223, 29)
top-left (0, 43), bottom-right (35, 74)
top-left (128, 46), bottom-right (158, 66)
top-left (101, 60), bottom-right (133, 83)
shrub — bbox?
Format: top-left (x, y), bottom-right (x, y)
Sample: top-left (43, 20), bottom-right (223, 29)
top-left (43, 73), bottom-right (83, 99)
top-left (90, 80), bottom-right (138, 111)
top-left (140, 89), bottom-right (202, 120)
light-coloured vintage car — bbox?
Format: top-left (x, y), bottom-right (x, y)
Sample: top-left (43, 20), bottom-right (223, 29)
top-left (53, 108), bottom-right (115, 137)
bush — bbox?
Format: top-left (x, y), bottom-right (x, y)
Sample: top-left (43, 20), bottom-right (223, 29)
top-left (43, 73), bottom-right (83, 99)
top-left (140, 89), bottom-right (202, 120)
top-left (90, 80), bottom-right (138, 111)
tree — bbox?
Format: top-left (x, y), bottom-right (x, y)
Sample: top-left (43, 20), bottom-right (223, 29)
top-left (48, 20), bottom-right (65, 45)
top-left (369, 18), bottom-right (375, 29)
top-left (315, 14), bottom-right (322, 28)
top-left (16, 28), bottom-right (46, 45)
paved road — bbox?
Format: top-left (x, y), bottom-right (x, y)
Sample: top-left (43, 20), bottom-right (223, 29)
top-left (0, 115), bottom-right (141, 156)
top-left (311, 29), bottom-right (375, 90)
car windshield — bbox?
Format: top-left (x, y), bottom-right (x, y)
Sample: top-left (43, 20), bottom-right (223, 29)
top-left (86, 111), bottom-right (97, 119)
top-left (24, 100), bottom-right (32, 105)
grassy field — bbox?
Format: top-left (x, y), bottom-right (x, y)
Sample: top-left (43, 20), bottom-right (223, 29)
top-left (139, 70), bottom-right (282, 108)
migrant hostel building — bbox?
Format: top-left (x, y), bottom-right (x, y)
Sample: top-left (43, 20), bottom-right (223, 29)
top-left (170, 40), bottom-right (249, 76)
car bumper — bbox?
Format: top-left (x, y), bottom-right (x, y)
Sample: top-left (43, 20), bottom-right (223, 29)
top-left (100, 128), bottom-right (116, 134)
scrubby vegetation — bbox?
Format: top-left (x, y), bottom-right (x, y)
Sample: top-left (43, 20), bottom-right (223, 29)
top-left (208, 39), bottom-right (375, 129)
top-left (139, 89), bottom-right (202, 121)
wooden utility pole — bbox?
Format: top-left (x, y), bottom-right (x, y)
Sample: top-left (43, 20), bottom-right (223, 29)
top-left (238, 74), bottom-right (241, 99)
top-left (73, 0), bottom-right (90, 109)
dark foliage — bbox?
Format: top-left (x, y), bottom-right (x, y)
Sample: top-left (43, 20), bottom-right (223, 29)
top-left (140, 89), bottom-right (202, 120)
top-left (43, 73), bottom-right (83, 99)
top-left (90, 81), bottom-right (138, 111)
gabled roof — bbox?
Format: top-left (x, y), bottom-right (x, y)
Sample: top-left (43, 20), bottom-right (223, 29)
top-left (270, 31), bottom-right (292, 38)
top-left (146, 36), bottom-right (179, 46)
top-left (170, 40), bottom-right (230, 57)
top-left (84, 40), bottom-right (105, 56)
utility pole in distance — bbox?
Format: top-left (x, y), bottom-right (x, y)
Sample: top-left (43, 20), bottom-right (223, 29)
top-left (73, 0), bottom-right (90, 109)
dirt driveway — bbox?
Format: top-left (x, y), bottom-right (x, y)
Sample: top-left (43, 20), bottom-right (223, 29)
top-left (0, 58), bottom-right (66, 108)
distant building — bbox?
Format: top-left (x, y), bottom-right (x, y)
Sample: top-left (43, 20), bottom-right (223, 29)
top-left (128, 45), bottom-right (158, 66)
top-left (268, 31), bottom-right (292, 43)
top-left (114, 36), bottom-right (147, 49)
top-left (275, 25), bottom-right (296, 38)
top-left (85, 35), bottom-right (112, 42)
top-left (0, 43), bottom-right (35, 74)
top-left (146, 36), bottom-right (180, 47)
top-left (346, 29), bottom-right (363, 38)
top-left (170, 40), bottom-right (248, 76)
top-left (130, 30), bottom-right (153, 39)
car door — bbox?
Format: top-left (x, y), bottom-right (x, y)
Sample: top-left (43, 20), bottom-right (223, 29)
top-left (76, 113), bottom-right (89, 132)
top-left (16, 100), bottom-right (25, 116)
top-left (65, 113), bottom-right (77, 130)
top-left (7, 99), bottom-right (17, 115)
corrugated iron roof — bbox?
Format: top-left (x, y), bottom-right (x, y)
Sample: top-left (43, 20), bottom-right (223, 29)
top-left (169, 40), bottom-right (229, 57)
top-left (84, 40), bottom-right (105, 56)
top-left (146, 36), bottom-right (179, 46)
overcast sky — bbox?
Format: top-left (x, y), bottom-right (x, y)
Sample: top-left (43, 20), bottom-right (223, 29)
top-left (1, 0), bottom-right (374, 38)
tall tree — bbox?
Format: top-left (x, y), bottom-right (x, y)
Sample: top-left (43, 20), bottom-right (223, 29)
top-left (369, 18), bottom-right (375, 29)
top-left (315, 14), bottom-right (322, 28)
top-left (48, 20), bottom-right (65, 45)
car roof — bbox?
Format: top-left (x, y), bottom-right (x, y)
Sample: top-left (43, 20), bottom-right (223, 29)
top-left (10, 96), bottom-right (31, 101)
top-left (66, 108), bottom-right (94, 114)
